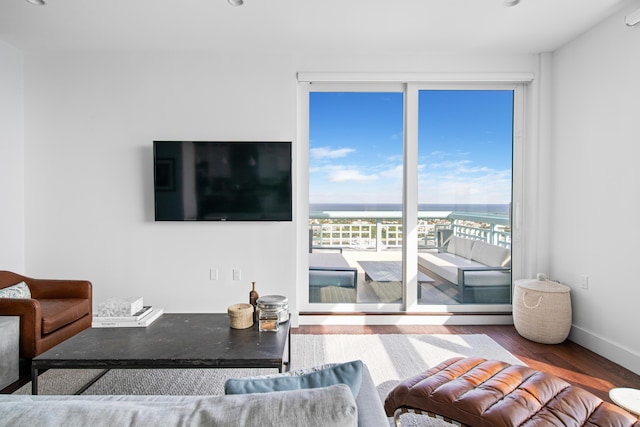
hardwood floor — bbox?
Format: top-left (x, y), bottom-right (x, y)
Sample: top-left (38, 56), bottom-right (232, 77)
top-left (293, 324), bottom-right (640, 405)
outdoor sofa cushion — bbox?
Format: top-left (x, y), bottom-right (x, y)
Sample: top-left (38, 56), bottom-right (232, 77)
top-left (469, 240), bottom-right (511, 267)
top-left (447, 235), bottom-right (475, 259)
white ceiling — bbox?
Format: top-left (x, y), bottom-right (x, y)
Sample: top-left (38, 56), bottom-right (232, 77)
top-left (0, 0), bottom-right (634, 54)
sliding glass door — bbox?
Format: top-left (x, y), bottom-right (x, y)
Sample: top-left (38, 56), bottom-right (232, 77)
top-left (304, 82), bottom-right (519, 312)
top-left (415, 89), bottom-right (513, 306)
top-left (308, 89), bottom-right (405, 306)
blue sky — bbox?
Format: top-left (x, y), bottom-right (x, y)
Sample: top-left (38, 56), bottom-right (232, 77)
top-left (309, 90), bottom-right (513, 205)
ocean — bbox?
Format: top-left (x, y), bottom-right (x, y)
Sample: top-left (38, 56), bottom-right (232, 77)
top-left (309, 203), bottom-right (510, 215)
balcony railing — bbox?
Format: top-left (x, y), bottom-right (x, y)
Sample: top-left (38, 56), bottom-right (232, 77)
top-left (309, 210), bottom-right (511, 252)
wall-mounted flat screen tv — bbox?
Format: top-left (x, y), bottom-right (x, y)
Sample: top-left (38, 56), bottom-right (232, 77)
top-left (154, 141), bottom-right (292, 221)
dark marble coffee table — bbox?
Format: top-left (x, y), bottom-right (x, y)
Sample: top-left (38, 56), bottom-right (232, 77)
top-left (31, 313), bottom-right (290, 395)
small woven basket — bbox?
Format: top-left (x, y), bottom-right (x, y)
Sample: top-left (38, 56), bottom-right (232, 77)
top-left (228, 303), bottom-right (253, 329)
top-left (513, 279), bottom-right (572, 344)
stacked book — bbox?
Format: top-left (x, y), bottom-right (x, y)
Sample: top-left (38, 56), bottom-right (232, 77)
top-left (92, 297), bottom-right (163, 328)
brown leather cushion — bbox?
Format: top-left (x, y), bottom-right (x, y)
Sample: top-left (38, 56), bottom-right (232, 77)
top-left (40, 299), bottom-right (90, 334)
top-left (384, 356), bottom-right (640, 427)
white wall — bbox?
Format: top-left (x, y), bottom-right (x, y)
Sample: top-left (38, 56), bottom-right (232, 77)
top-left (21, 50), bottom-right (538, 325)
top-left (23, 52), bottom-right (299, 316)
top-left (552, 0), bottom-right (640, 374)
top-left (0, 41), bottom-right (25, 273)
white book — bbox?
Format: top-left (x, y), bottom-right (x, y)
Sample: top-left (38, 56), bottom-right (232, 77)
top-left (93, 306), bottom-right (153, 322)
top-left (95, 297), bottom-right (144, 317)
top-left (92, 308), bottom-right (163, 328)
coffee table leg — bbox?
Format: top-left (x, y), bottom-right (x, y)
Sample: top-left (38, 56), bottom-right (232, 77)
top-left (75, 370), bottom-right (110, 395)
top-left (31, 366), bottom-right (38, 395)
top-left (287, 326), bottom-right (291, 371)
top-left (279, 324), bottom-right (291, 373)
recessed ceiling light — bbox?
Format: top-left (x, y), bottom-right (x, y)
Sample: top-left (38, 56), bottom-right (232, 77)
top-left (26, 0), bottom-right (46, 5)
top-left (228, 0), bottom-right (244, 5)
top-left (503, 0), bottom-right (520, 6)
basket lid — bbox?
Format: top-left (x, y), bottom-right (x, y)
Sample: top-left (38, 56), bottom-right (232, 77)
top-left (515, 279), bottom-right (570, 293)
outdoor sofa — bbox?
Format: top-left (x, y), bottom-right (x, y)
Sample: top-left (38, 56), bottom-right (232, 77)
top-left (309, 253), bottom-right (357, 289)
top-left (418, 235), bottom-right (511, 303)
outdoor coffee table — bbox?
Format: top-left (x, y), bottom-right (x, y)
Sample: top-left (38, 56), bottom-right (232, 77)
top-left (31, 313), bottom-right (291, 395)
top-left (358, 261), bottom-right (433, 284)
top-left (358, 261), bottom-right (434, 300)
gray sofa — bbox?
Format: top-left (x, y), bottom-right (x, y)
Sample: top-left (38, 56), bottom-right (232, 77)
top-left (418, 235), bottom-right (512, 303)
top-left (0, 364), bottom-right (389, 427)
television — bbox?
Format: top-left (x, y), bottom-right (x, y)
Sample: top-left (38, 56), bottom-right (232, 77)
top-left (154, 141), bottom-right (292, 221)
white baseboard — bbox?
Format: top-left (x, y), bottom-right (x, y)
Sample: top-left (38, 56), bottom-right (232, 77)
top-left (569, 325), bottom-right (640, 376)
top-left (297, 313), bottom-right (513, 326)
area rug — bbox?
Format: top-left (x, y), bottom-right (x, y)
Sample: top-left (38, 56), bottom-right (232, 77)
top-left (14, 333), bottom-right (522, 426)
top-left (291, 333), bottom-right (523, 402)
top-left (16, 333), bottom-right (521, 396)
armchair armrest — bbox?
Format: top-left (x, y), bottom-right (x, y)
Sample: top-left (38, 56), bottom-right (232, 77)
top-left (0, 297), bottom-right (41, 319)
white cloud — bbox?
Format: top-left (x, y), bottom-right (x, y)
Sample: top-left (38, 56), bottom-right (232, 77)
top-left (329, 169), bottom-right (378, 183)
top-left (381, 164), bottom-right (403, 179)
top-left (310, 146), bottom-right (355, 159)
top-left (417, 165), bottom-right (512, 204)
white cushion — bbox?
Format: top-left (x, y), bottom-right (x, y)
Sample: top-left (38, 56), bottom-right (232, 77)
top-left (0, 281), bottom-right (31, 299)
top-left (418, 252), bottom-right (484, 284)
top-left (470, 240), bottom-right (510, 267)
top-left (447, 236), bottom-right (475, 259)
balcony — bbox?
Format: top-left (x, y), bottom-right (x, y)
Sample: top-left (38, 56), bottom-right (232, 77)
top-left (309, 209), bottom-right (511, 305)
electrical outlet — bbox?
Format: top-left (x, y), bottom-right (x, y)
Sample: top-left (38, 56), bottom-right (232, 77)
top-left (579, 275), bottom-right (589, 289)
top-left (209, 268), bottom-right (218, 281)
top-left (233, 268), bottom-right (241, 281)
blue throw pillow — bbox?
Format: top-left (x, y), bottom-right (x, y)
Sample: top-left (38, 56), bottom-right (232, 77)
top-left (224, 360), bottom-right (363, 398)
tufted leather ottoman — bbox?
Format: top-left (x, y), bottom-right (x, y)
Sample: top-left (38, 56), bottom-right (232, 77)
top-left (384, 356), bottom-right (640, 427)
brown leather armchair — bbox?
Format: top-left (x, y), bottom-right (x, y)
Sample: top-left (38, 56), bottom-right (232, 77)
top-left (0, 271), bottom-right (92, 359)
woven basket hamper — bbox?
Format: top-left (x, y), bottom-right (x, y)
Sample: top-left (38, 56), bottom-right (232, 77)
top-left (513, 279), bottom-right (572, 344)
top-left (228, 303), bottom-right (254, 329)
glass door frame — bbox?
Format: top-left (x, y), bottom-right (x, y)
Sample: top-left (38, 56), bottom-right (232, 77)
top-left (298, 79), bottom-right (526, 314)
top-left (405, 82), bottom-right (525, 312)
top-left (300, 82), bottom-right (406, 314)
